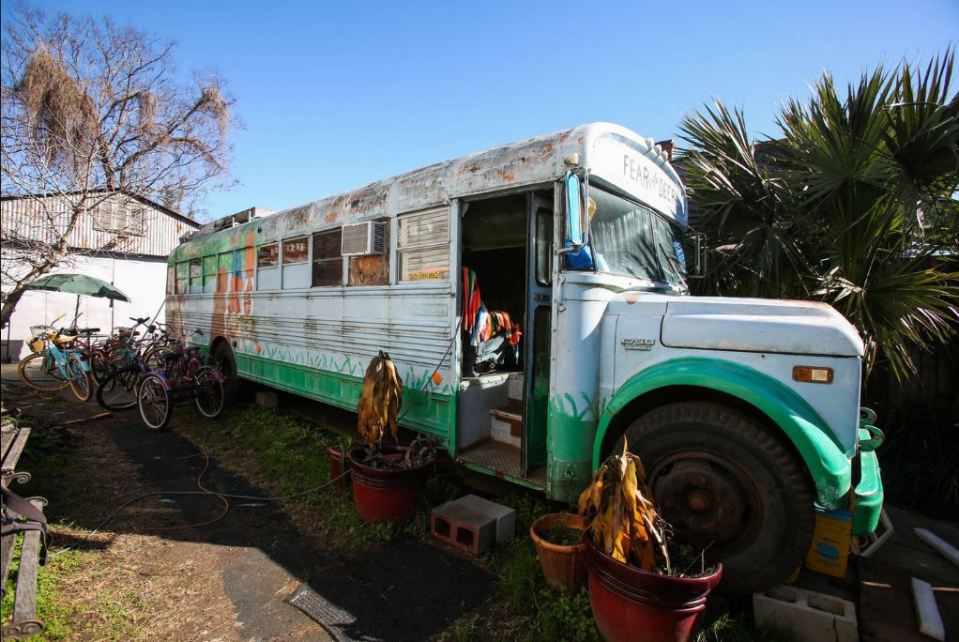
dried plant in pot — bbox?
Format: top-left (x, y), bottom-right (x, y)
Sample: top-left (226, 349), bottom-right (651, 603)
top-left (348, 351), bottom-right (436, 522)
top-left (578, 441), bottom-right (722, 642)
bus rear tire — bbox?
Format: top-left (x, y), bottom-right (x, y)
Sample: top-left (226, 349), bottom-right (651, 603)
top-left (618, 401), bottom-right (814, 594)
top-left (212, 341), bottom-right (240, 404)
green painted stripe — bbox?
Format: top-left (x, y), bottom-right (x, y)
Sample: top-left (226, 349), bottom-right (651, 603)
top-left (235, 353), bottom-right (454, 449)
top-left (593, 357), bottom-right (853, 509)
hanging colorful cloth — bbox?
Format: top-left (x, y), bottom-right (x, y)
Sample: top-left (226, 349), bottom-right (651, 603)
top-left (462, 267), bottom-right (482, 334)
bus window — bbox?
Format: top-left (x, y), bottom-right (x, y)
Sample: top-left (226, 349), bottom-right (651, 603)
top-left (202, 256), bottom-right (217, 294)
top-left (233, 247), bottom-right (253, 292)
top-left (283, 237), bottom-right (308, 264)
top-left (258, 243), bottom-right (279, 267)
top-left (217, 252), bottom-right (232, 292)
top-left (398, 208), bottom-right (450, 282)
top-left (189, 259), bottom-right (202, 294)
top-left (349, 218), bottom-right (390, 286)
top-left (282, 236), bottom-right (310, 289)
top-left (166, 265), bottom-right (175, 295)
top-left (175, 262), bottom-right (189, 294)
top-left (312, 229), bottom-right (342, 287)
top-left (257, 243), bottom-right (280, 290)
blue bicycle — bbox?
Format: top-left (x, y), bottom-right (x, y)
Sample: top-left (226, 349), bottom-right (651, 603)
top-left (18, 315), bottom-right (93, 402)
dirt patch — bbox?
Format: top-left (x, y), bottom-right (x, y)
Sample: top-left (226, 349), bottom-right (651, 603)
top-left (48, 527), bottom-right (240, 641)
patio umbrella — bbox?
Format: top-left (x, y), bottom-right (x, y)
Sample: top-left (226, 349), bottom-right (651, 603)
top-left (24, 274), bottom-right (130, 326)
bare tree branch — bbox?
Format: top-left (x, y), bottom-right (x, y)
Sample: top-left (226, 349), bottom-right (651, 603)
top-left (1, 5), bottom-right (235, 328)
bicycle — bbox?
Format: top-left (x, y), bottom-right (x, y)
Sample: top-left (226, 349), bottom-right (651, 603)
top-left (137, 333), bottom-right (226, 430)
top-left (94, 318), bottom-right (171, 410)
top-left (18, 315), bottom-right (93, 402)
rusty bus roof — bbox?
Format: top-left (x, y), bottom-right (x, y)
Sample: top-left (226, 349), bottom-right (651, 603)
top-left (180, 122), bottom-right (684, 251)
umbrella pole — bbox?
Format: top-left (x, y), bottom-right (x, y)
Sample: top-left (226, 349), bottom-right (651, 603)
top-left (72, 295), bottom-right (80, 328)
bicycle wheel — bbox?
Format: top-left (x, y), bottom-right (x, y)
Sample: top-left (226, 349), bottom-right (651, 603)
top-left (18, 352), bottom-right (70, 391)
top-left (194, 366), bottom-right (225, 418)
top-left (95, 366), bottom-right (140, 410)
top-left (138, 374), bottom-right (171, 430)
top-left (88, 350), bottom-right (112, 387)
top-left (67, 354), bottom-right (93, 402)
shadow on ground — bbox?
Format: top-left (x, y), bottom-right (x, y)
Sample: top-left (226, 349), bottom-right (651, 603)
top-left (2, 375), bottom-right (494, 642)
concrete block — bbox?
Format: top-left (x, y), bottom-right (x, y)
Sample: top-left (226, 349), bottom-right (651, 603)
top-left (754, 585), bottom-right (857, 642)
top-left (431, 494), bottom-right (516, 556)
top-left (255, 390), bottom-right (278, 409)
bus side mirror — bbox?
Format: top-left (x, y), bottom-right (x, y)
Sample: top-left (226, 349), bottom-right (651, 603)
top-left (564, 172), bottom-right (585, 248)
top-left (686, 231), bottom-right (707, 278)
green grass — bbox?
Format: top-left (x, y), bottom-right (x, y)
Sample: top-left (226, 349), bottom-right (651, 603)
top-left (182, 401), bottom-right (802, 642)
top-left (494, 535), bottom-right (599, 642)
top-left (1, 399), bottom-right (146, 641)
top-left (177, 404), bottom-right (402, 547)
top-left (1, 544), bottom-right (90, 641)
top-left (695, 613), bottom-right (798, 642)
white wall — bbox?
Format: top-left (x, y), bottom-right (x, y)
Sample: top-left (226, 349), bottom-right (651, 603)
top-left (2, 251), bottom-right (169, 361)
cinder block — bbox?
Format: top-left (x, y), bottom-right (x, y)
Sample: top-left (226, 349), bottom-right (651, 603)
top-left (255, 390), bottom-right (278, 409)
top-left (431, 494), bottom-right (516, 556)
top-left (753, 585), bottom-right (857, 642)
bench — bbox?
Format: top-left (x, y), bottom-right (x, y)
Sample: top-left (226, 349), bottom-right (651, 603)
top-left (1, 420), bottom-right (48, 640)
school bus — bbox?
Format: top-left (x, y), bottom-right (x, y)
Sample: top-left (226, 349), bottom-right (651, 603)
top-left (166, 123), bottom-right (883, 591)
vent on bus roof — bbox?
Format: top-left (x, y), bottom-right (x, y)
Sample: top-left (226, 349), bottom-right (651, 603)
top-left (342, 221), bottom-right (386, 256)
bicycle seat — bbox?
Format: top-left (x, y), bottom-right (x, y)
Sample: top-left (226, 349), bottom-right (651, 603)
top-left (77, 327), bottom-right (101, 335)
top-left (53, 334), bottom-right (77, 346)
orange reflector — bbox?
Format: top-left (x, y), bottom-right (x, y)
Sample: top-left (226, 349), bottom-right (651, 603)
top-left (793, 366), bottom-right (833, 384)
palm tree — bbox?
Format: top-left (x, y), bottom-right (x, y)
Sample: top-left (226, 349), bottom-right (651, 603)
top-left (679, 51), bottom-right (959, 381)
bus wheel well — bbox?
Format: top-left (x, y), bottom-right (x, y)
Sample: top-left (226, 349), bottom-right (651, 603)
top-left (209, 336), bottom-right (240, 402)
top-left (600, 385), bottom-right (813, 487)
top-left (210, 336), bottom-right (230, 355)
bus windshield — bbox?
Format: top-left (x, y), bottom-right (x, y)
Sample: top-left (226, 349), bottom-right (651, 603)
top-left (589, 186), bottom-right (687, 291)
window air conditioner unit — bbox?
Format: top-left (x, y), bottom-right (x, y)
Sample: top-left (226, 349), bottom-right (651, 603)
top-left (341, 221), bottom-right (386, 256)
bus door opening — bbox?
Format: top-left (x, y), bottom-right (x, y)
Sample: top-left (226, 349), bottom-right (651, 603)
top-left (455, 191), bottom-right (549, 484)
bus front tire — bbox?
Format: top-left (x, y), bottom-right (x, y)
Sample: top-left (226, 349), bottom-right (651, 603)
top-left (618, 401), bottom-right (814, 594)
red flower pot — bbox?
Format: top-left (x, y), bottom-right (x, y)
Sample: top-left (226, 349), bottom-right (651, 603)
top-left (348, 446), bottom-right (433, 523)
top-left (530, 513), bottom-right (588, 592)
top-left (584, 538), bottom-right (722, 642)
top-left (326, 447), bottom-right (349, 488)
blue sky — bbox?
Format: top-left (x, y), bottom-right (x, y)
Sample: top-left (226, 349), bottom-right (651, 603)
top-left (6, 1), bottom-right (958, 220)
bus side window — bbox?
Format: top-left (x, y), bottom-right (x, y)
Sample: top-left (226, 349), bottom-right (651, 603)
top-left (175, 262), bottom-right (189, 294)
top-left (166, 265), bottom-right (175, 295)
top-left (257, 243), bottom-right (280, 290)
top-left (217, 252), bottom-right (232, 293)
top-left (398, 208), bottom-right (450, 282)
top-left (189, 259), bottom-right (202, 294)
top-left (312, 229), bottom-right (342, 287)
top-left (282, 236), bottom-right (310, 289)
top-left (202, 256), bottom-right (217, 294)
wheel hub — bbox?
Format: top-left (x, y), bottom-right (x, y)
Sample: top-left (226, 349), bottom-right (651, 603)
top-left (651, 457), bottom-right (757, 550)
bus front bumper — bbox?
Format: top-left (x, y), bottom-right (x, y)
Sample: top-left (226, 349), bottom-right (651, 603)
top-left (852, 426), bottom-right (884, 536)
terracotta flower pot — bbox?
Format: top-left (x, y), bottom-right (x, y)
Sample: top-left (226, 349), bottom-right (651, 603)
top-left (326, 447), bottom-right (349, 488)
top-left (584, 538), bottom-right (722, 642)
top-left (348, 445), bottom-right (433, 523)
top-left (530, 513), bottom-right (587, 592)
